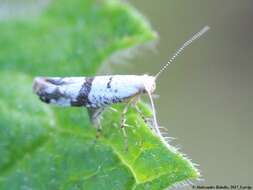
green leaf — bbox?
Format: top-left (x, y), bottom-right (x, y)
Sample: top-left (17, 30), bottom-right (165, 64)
top-left (0, 0), bottom-right (156, 76)
top-left (0, 0), bottom-right (199, 189)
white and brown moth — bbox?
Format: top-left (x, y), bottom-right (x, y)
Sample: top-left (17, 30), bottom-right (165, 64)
top-left (33, 26), bottom-right (210, 148)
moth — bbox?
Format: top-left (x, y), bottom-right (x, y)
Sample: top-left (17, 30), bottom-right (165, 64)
top-left (33, 26), bottom-right (209, 149)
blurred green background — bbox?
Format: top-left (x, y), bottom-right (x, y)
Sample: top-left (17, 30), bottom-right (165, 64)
top-left (109, 0), bottom-right (252, 186)
top-left (1, 0), bottom-right (252, 187)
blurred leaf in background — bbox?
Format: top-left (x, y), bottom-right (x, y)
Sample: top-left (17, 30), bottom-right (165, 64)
top-left (0, 0), bottom-right (199, 189)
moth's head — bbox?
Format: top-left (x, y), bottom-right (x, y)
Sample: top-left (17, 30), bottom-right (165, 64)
top-left (142, 74), bottom-right (156, 94)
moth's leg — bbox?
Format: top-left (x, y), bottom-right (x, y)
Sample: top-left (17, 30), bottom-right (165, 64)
top-left (108, 106), bottom-right (118, 113)
top-left (95, 119), bottom-right (102, 139)
top-left (135, 105), bottom-right (152, 123)
top-left (88, 107), bottom-right (105, 138)
top-left (120, 103), bottom-right (131, 151)
top-left (131, 96), bottom-right (154, 130)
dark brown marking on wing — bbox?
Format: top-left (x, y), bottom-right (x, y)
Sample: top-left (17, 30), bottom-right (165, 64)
top-left (45, 78), bottom-right (66, 85)
top-left (40, 96), bottom-right (50, 104)
top-left (71, 77), bottom-right (94, 106)
top-left (37, 86), bottom-right (64, 104)
top-left (107, 77), bottom-right (113, 89)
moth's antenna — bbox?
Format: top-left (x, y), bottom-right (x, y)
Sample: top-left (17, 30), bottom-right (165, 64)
top-left (155, 26), bottom-right (210, 79)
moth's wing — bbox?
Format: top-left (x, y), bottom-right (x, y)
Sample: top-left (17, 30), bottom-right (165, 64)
top-left (33, 77), bottom-right (87, 106)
